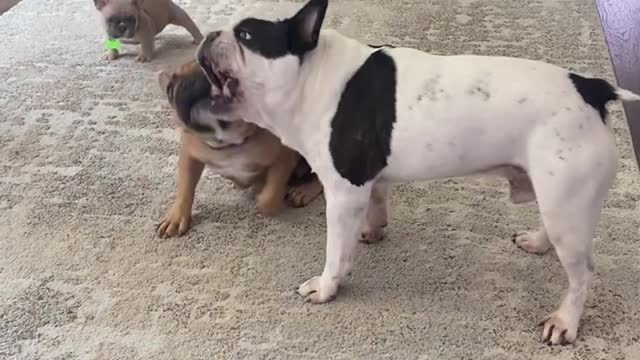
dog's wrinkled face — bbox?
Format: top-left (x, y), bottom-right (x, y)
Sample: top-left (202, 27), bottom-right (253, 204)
top-left (196, 0), bottom-right (328, 105)
top-left (94, 0), bottom-right (140, 39)
top-left (157, 62), bottom-right (257, 148)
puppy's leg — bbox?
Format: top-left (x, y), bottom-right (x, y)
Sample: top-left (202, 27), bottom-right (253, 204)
top-left (286, 174), bottom-right (323, 208)
top-left (158, 141), bottom-right (204, 238)
top-left (255, 149), bottom-right (299, 216)
top-left (297, 178), bottom-right (372, 303)
top-left (527, 132), bottom-right (617, 345)
top-left (137, 31), bottom-right (155, 62)
top-left (170, 6), bottom-right (204, 44)
top-left (359, 181), bottom-right (389, 244)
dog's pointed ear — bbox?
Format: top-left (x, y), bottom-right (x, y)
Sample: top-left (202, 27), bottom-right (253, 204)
top-left (289, 0), bottom-right (328, 53)
top-left (93, 0), bottom-right (108, 10)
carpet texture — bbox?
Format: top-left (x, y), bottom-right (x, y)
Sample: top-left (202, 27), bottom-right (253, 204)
top-left (1, 0), bottom-right (639, 359)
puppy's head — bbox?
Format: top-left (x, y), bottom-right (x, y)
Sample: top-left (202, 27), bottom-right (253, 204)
top-left (158, 61), bottom-right (257, 148)
top-left (94, 0), bottom-right (141, 39)
top-left (195, 0), bottom-right (328, 105)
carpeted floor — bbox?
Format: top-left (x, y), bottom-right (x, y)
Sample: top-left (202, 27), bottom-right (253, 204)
top-left (1, 0), bottom-right (639, 359)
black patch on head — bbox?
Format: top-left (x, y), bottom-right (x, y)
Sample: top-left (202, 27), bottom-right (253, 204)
top-left (234, 19), bottom-right (291, 59)
top-left (329, 50), bottom-right (397, 186)
top-left (231, 0), bottom-right (328, 59)
top-left (169, 67), bottom-right (211, 127)
top-left (568, 73), bottom-right (618, 122)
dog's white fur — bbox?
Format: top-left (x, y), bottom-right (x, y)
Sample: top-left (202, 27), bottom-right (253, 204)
top-left (199, 2), bottom-right (640, 345)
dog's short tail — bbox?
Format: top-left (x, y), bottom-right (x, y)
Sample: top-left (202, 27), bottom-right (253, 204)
top-left (569, 73), bottom-right (640, 123)
top-left (615, 88), bottom-right (640, 102)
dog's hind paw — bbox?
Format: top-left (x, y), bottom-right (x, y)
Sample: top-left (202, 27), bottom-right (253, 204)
top-left (512, 230), bottom-right (551, 254)
top-left (540, 311), bottom-right (578, 345)
top-left (360, 225), bottom-right (384, 244)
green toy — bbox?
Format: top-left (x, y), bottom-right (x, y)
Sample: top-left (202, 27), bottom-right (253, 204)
top-left (104, 39), bottom-right (122, 51)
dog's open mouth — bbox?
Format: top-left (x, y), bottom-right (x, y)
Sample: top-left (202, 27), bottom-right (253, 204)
top-left (198, 56), bottom-right (239, 100)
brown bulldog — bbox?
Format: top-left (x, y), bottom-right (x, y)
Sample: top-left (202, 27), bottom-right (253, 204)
top-left (156, 60), bottom-right (323, 237)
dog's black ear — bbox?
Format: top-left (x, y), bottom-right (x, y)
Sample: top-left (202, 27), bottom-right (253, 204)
top-left (93, 0), bottom-right (108, 10)
top-left (289, 0), bottom-right (328, 53)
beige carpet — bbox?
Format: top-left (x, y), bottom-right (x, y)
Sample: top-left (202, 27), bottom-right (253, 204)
top-left (1, 0), bottom-right (639, 359)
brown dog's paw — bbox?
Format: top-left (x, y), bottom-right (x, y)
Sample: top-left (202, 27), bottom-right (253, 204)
top-left (256, 191), bottom-right (285, 217)
top-left (102, 51), bottom-right (119, 61)
top-left (286, 180), bottom-right (323, 208)
top-left (157, 204), bottom-right (191, 238)
top-left (136, 54), bottom-right (151, 63)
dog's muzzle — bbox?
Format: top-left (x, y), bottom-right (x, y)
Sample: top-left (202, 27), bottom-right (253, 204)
top-left (197, 31), bottom-right (239, 99)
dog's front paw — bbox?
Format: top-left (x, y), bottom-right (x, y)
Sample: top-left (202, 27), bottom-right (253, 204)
top-left (157, 203), bottom-right (191, 238)
top-left (297, 276), bottom-right (338, 304)
top-left (102, 51), bottom-right (118, 61)
top-left (136, 54), bottom-right (151, 63)
top-left (540, 311), bottom-right (578, 345)
top-left (512, 230), bottom-right (551, 254)
top-left (256, 190), bottom-right (285, 217)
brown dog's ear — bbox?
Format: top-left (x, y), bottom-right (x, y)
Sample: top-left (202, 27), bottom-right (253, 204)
top-left (93, 0), bottom-right (108, 10)
top-left (156, 71), bottom-right (172, 92)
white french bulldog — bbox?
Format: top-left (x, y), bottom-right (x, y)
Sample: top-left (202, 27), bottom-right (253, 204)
top-left (196, 0), bottom-right (640, 345)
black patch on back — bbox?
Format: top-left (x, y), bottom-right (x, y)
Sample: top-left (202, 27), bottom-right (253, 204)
top-left (329, 50), bottom-right (397, 186)
top-left (171, 67), bottom-right (211, 127)
top-left (569, 73), bottom-right (618, 122)
top-left (368, 43), bottom-right (396, 49)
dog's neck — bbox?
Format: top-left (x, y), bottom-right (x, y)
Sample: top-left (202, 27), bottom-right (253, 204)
top-left (245, 30), bottom-right (375, 156)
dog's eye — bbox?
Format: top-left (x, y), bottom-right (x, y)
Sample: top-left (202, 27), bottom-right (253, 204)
top-left (218, 120), bottom-right (230, 129)
top-left (238, 30), bottom-right (252, 41)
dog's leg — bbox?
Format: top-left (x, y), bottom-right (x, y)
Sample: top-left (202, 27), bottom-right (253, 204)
top-left (171, 6), bottom-right (204, 44)
top-left (157, 141), bottom-right (204, 238)
top-left (527, 133), bottom-right (617, 345)
top-left (137, 31), bottom-right (155, 62)
top-left (359, 181), bottom-right (389, 244)
top-left (255, 149), bottom-right (299, 216)
top-left (297, 178), bottom-right (372, 303)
